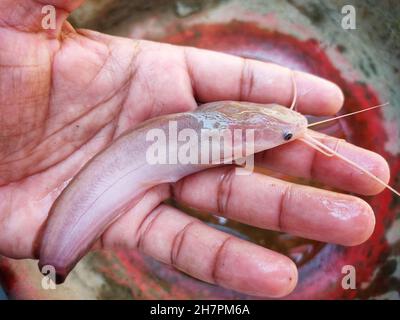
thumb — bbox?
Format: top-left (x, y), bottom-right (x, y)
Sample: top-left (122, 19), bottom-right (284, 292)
top-left (0, 0), bottom-right (85, 36)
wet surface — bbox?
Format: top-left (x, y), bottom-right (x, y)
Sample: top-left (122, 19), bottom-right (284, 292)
top-left (0, 286), bottom-right (6, 300)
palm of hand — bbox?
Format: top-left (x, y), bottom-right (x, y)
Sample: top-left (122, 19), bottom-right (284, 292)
top-left (0, 20), bottom-right (197, 258)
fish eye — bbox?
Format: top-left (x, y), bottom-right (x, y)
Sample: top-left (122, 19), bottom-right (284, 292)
top-left (283, 131), bottom-right (293, 141)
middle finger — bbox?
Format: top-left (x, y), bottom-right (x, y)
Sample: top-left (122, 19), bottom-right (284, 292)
top-left (172, 166), bottom-right (375, 246)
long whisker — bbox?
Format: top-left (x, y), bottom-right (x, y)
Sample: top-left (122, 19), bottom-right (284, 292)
top-left (308, 102), bottom-right (389, 128)
top-left (301, 134), bottom-right (400, 197)
top-left (299, 138), bottom-right (334, 157)
top-left (289, 71), bottom-right (297, 111)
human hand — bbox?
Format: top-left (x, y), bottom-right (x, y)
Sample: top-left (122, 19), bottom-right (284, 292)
top-left (0, 0), bottom-right (389, 297)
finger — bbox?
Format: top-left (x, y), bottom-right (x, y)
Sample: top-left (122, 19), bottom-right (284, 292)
top-left (184, 46), bottom-right (344, 116)
top-left (172, 167), bottom-right (375, 246)
top-left (254, 131), bottom-right (390, 195)
top-left (129, 204), bottom-right (297, 298)
top-left (101, 190), bottom-right (298, 297)
top-left (0, 0), bottom-right (84, 34)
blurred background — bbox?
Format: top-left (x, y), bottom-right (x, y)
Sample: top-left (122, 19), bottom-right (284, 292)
top-left (0, 286), bottom-right (6, 300)
top-left (0, 0), bottom-right (399, 299)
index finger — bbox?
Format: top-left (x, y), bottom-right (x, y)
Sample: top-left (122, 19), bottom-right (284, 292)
top-left (184, 46), bottom-right (344, 116)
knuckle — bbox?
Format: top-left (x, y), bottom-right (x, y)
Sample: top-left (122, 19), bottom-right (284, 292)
top-left (278, 184), bottom-right (293, 231)
top-left (136, 204), bottom-right (167, 251)
top-left (211, 236), bottom-right (233, 285)
top-left (170, 220), bottom-right (198, 267)
top-left (239, 58), bottom-right (255, 101)
top-left (217, 167), bottom-right (236, 214)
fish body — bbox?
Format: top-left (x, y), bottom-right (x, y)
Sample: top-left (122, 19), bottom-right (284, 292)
top-left (39, 101), bottom-right (307, 282)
